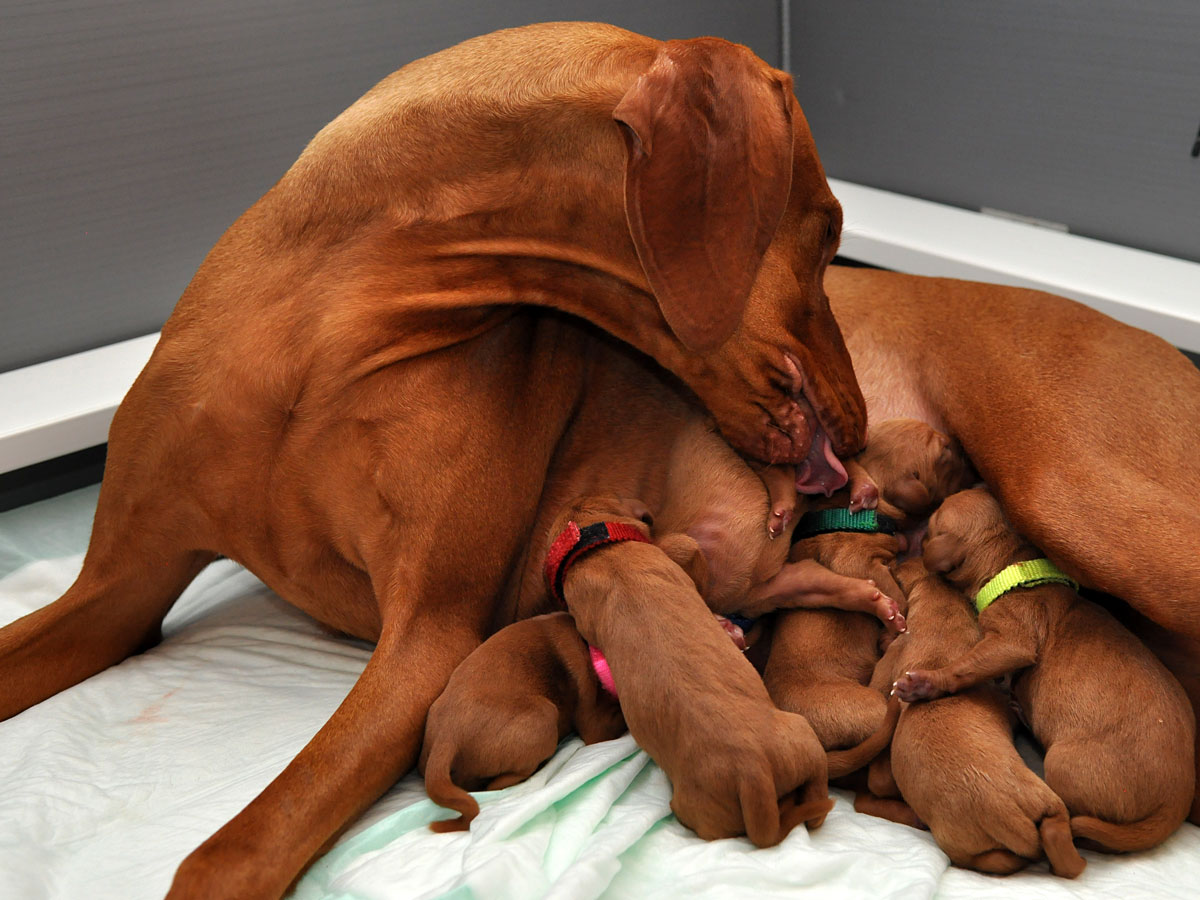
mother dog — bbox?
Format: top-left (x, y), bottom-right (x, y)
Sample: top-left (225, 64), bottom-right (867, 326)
top-left (3, 21), bottom-right (1198, 900)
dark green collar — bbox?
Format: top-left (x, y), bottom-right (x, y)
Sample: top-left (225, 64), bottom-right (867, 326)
top-left (792, 508), bottom-right (899, 542)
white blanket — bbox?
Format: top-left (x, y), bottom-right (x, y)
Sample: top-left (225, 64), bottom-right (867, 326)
top-left (0, 503), bottom-right (1197, 898)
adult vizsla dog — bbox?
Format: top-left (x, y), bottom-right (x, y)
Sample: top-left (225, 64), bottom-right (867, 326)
top-left (863, 559), bottom-right (1086, 877)
top-left (896, 487), bottom-right (1195, 851)
top-left (4, 18), bottom-right (1199, 899)
top-left (1, 23), bottom-right (867, 898)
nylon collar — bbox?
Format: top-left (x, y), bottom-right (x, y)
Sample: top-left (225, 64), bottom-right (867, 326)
top-left (973, 558), bottom-right (1078, 613)
top-left (544, 520), bottom-right (652, 605)
top-left (793, 508), bottom-right (898, 542)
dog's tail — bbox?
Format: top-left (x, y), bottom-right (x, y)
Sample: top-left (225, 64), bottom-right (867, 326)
top-left (423, 743), bottom-right (479, 833)
top-left (1039, 811), bottom-right (1086, 878)
top-left (1070, 804), bottom-right (1184, 853)
top-left (826, 693), bottom-right (901, 778)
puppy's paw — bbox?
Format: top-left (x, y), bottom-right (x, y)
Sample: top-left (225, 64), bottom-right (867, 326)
top-left (767, 504), bottom-right (794, 539)
top-left (872, 592), bottom-right (907, 634)
top-left (893, 670), bottom-right (940, 703)
top-left (849, 479), bottom-right (879, 512)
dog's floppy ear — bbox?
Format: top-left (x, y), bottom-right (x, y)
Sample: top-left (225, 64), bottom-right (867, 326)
top-left (923, 532), bottom-right (966, 575)
top-left (614, 39), bottom-right (794, 353)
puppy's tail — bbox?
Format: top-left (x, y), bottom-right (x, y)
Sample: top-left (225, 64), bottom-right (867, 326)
top-left (423, 743), bottom-right (479, 833)
top-left (826, 693), bottom-right (901, 778)
top-left (1039, 811), bottom-right (1086, 878)
top-left (1070, 804), bottom-right (1184, 853)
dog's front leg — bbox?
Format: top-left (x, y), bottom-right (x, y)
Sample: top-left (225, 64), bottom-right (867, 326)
top-left (165, 616), bottom-right (480, 900)
top-left (562, 540), bottom-right (828, 848)
top-left (893, 629), bottom-right (1037, 702)
top-left (743, 558), bottom-right (905, 631)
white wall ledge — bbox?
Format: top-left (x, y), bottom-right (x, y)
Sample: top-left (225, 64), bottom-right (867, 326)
top-left (3, 180), bottom-right (1199, 475)
top-left (830, 179), bottom-right (1200, 354)
top-left (0, 333), bottom-right (158, 474)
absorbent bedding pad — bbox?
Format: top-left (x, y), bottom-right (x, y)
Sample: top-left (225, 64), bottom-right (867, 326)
top-left (0, 491), bottom-right (1197, 899)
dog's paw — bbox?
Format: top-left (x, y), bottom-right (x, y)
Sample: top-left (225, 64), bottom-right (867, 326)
top-left (767, 504), bottom-right (794, 539)
top-left (849, 480), bottom-right (879, 512)
top-left (893, 670), bottom-right (939, 703)
top-left (872, 592), bottom-right (907, 633)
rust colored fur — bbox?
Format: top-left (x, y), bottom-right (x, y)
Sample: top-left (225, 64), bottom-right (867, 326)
top-left (826, 266), bottom-right (1200, 822)
top-left (866, 559), bottom-right (1086, 877)
top-left (765, 418), bottom-right (971, 751)
top-left (897, 487), bottom-right (1195, 852)
top-left (0, 26), bottom-right (869, 898)
top-left (3, 20), bottom-right (1199, 900)
top-left (419, 611), bottom-right (626, 831)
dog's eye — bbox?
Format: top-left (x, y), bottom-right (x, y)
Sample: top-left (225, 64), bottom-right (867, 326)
top-left (640, 511), bottom-right (654, 527)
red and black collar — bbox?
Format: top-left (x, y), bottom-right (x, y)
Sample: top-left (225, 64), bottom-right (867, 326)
top-left (544, 520), bottom-right (651, 605)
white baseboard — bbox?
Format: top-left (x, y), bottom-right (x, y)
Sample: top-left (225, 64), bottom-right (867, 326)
top-left (3, 180), bottom-right (1198, 475)
top-left (0, 333), bottom-right (159, 475)
top-left (830, 179), bottom-right (1200, 353)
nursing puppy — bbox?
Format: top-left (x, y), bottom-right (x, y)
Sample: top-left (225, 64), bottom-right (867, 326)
top-left (896, 487), bottom-right (1195, 852)
top-left (765, 419), bottom-right (972, 750)
top-left (549, 473), bottom-right (909, 846)
top-left (863, 558), bottom-right (1085, 877)
top-left (651, 417), bottom-right (909, 630)
top-left (419, 611), bottom-right (626, 832)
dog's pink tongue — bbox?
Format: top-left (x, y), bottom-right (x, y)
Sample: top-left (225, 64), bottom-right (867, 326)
top-left (795, 428), bottom-right (848, 496)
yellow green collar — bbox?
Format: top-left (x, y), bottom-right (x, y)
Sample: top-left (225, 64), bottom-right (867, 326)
top-left (973, 558), bottom-right (1078, 613)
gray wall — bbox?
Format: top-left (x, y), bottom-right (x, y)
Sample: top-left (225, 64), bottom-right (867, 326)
top-left (7, 1), bottom-right (1198, 375)
top-left (790, 0), bottom-right (1200, 263)
top-left (2, 1), bottom-right (780, 373)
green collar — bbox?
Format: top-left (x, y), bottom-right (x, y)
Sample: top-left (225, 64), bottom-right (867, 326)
top-left (973, 558), bottom-right (1078, 613)
top-left (792, 508), bottom-right (898, 543)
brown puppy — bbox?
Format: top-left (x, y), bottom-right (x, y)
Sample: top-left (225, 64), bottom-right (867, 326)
top-left (765, 418), bottom-right (972, 750)
top-left (862, 559), bottom-right (1085, 877)
top-left (896, 487), bottom-right (1195, 852)
top-left (419, 611), bottom-right (626, 832)
top-left (653, 417), bottom-right (905, 629)
top-left (552, 492), bottom-right (906, 847)
top-left (826, 265), bottom-right (1200, 820)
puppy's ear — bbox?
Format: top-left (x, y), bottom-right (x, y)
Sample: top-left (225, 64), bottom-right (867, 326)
top-left (657, 532), bottom-right (709, 595)
top-left (923, 532), bottom-right (966, 575)
top-left (614, 40), bottom-right (793, 352)
top-left (889, 475), bottom-right (933, 516)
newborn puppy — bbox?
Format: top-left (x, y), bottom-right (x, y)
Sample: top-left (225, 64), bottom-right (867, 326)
top-left (420, 610), bottom-right (626, 831)
top-left (765, 418), bottom-right (972, 750)
top-left (896, 487), bottom-right (1196, 852)
top-left (852, 418), bottom-right (975, 528)
top-left (654, 419), bottom-right (906, 630)
top-left (862, 558), bottom-right (1085, 877)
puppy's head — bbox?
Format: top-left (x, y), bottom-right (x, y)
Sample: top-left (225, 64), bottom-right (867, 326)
top-left (855, 418), bottom-right (974, 519)
top-left (923, 487), bottom-right (1028, 594)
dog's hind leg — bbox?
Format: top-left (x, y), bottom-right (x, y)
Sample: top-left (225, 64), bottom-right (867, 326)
top-left (0, 484), bottom-right (212, 720)
top-left (166, 611), bottom-right (482, 900)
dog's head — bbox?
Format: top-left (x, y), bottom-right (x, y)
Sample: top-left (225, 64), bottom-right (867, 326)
top-left (923, 487), bottom-right (1029, 594)
top-left (614, 37), bottom-right (866, 486)
top-left (855, 418), bottom-right (976, 519)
